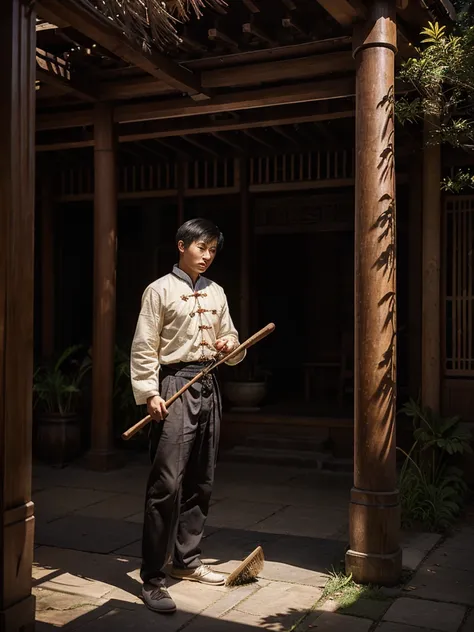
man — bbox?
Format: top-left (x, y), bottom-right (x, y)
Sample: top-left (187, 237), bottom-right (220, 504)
top-left (130, 218), bottom-right (245, 614)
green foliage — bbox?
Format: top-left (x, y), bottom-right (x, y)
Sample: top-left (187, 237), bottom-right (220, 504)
top-left (396, 16), bottom-right (474, 190)
top-left (33, 345), bottom-right (88, 416)
top-left (398, 398), bottom-right (472, 531)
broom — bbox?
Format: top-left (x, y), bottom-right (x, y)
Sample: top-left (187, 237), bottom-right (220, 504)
top-left (225, 546), bottom-right (265, 587)
top-left (122, 322), bottom-right (275, 440)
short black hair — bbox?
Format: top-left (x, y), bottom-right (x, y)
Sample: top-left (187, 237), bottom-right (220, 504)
top-left (176, 218), bottom-right (224, 252)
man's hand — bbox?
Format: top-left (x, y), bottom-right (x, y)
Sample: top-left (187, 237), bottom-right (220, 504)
top-left (147, 395), bottom-right (168, 421)
top-left (214, 337), bottom-right (237, 355)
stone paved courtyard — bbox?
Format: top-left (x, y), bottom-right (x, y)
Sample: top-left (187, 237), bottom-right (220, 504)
top-left (32, 456), bottom-right (474, 631)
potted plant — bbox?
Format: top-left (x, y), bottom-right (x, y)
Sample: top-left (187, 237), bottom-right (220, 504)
top-left (223, 357), bottom-right (271, 411)
top-left (33, 345), bottom-right (87, 467)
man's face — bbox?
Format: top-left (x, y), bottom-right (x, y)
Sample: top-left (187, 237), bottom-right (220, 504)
top-left (178, 238), bottom-right (218, 277)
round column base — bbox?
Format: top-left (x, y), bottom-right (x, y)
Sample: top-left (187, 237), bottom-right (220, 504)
top-left (345, 547), bottom-right (402, 586)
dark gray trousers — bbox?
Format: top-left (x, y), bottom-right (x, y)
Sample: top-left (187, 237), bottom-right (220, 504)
top-left (140, 363), bottom-right (221, 583)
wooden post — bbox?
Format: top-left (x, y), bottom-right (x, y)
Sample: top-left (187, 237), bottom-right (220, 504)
top-left (88, 103), bottom-right (121, 470)
top-left (422, 118), bottom-right (441, 411)
top-left (0, 1), bottom-right (36, 630)
top-left (346, 0), bottom-right (402, 586)
top-left (177, 161), bottom-right (185, 226)
top-left (41, 170), bottom-right (55, 360)
top-left (239, 157), bottom-right (250, 341)
top-left (408, 145), bottom-right (423, 398)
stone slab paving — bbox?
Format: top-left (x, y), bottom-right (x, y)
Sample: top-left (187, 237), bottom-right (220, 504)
top-left (35, 515), bottom-right (142, 554)
top-left (382, 597), bottom-right (467, 632)
top-left (206, 498), bottom-right (287, 530)
top-left (32, 460), bottom-right (474, 632)
top-left (407, 564), bottom-right (474, 606)
top-left (376, 624), bottom-right (441, 632)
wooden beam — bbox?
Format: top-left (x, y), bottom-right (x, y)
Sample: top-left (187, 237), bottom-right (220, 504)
top-left (100, 77), bottom-right (173, 100)
top-left (36, 0), bottom-right (209, 99)
top-left (36, 139), bottom-right (94, 151)
top-left (37, 77), bottom-right (355, 130)
top-left (97, 50), bottom-right (354, 101)
top-left (36, 101), bottom-right (355, 147)
top-left (116, 77), bottom-right (355, 124)
top-left (317, 0), bottom-right (366, 26)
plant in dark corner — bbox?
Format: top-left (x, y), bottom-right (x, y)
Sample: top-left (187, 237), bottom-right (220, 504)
top-left (397, 398), bottom-right (472, 532)
top-left (33, 345), bottom-right (88, 467)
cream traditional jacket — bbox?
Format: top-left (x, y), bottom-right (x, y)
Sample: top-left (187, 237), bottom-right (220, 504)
top-left (131, 265), bottom-right (244, 405)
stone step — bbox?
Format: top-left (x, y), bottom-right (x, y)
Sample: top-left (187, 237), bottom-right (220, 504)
top-left (220, 445), bottom-right (353, 472)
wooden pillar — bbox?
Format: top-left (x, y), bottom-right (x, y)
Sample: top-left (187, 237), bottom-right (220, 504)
top-left (0, 1), bottom-right (36, 630)
top-left (408, 146), bottom-right (423, 398)
top-left (239, 157), bottom-right (250, 341)
top-left (88, 103), bottom-right (120, 470)
top-left (41, 170), bottom-right (55, 360)
top-left (177, 161), bottom-right (185, 226)
top-left (346, 0), bottom-right (402, 586)
top-left (421, 118), bottom-right (441, 411)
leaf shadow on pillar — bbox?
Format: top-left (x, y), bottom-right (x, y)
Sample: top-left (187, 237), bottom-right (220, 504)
top-left (368, 86), bottom-right (397, 465)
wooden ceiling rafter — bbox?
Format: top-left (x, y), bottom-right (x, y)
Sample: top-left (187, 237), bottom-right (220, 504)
top-left (243, 129), bottom-right (275, 151)
top-left (154, 137), bottom-right (193, 159)
top-left (282, 16), bottom-right (308, 39)
top-left (36, 0), bottom-right (211, 100)
top-left (77, 50), bottom-right (354, 102)
top-left (181, 134), bottom-right (221, 157)
top-left (210, 132), bottom-right (246, 153)
top-left (242, 0), bottom-right (260, 13)
top-left (36, 101), bottom-right (356, 148)
top-left (272, 125), bottom-right (300, 146)
top-left (36, 76), bottom-right (356, 130)
top-left (133, 141), bottom-right (170, 162)
top-left (208, 28), bottom-right (240, 52)
top-left (242, 22), bottom-right (278, 47)
top-left (316, 0), bottom-right (366, 27)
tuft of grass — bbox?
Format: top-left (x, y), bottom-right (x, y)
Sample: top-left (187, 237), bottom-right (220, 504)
top-left (321, 569), bottom-right (393, 610)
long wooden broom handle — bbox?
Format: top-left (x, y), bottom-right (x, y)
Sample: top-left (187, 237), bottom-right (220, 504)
top-left (121, 322), bottom-right (275, 440)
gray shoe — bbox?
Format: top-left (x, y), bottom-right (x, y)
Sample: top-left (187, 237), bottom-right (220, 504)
top-left (142, 581), bottom-right (176, 613)
top-left (169, 564), bottom-right (226, 586)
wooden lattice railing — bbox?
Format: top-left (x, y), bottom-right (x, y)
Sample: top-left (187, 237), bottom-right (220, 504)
top-left (444, 196), bottom-right (474, 376)
top-left (56, 149), bottom-right (355, 200)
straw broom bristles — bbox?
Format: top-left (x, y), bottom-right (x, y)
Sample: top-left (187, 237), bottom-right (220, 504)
top-left (78, 0), bottom-right (227, 52)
